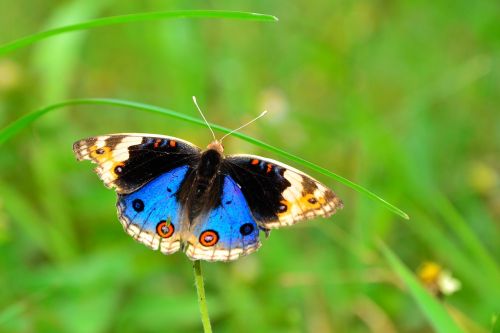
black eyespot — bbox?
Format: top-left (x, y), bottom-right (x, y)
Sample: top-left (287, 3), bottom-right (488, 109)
top-left (167, 188), bottom-right (172, 193)
top-left (278, 204), bottom-right (287, 213)
top-left (240, 223), bottom-right (254, 236)
top-left (308, 197), bottom-right (318, 204)
top-left (132, 199), bottom-right (144, 212)
top-left (114, 165), bottom-right (123, 174)
top-left (96, 148), bottom-right (105, 154)
top-left (225, 200), bottom-right (232, 205)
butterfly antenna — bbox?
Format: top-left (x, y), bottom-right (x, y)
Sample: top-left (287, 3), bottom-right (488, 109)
top-left (192, 96), bottom-right (217, 142)
top-left (220, 110), bottom-right (268, 143)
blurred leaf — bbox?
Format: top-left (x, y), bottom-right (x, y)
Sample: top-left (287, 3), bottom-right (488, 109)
top-left (0, 181), bottom-right (56, 260)
top-left (408, 210), bottom-right (500, 309)
top-left (434, 193), bottom-right (500, 282)
top-left (446, 306), bottom-right (489, 333)
top-left (379, 241), bottom-right (465, 333)
top-left (492, 314), bottom-right (500, 333)
top-left (0, 290), bottom-right (48, 329)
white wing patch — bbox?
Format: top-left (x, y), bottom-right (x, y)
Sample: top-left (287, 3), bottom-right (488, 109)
top-left (269, 169), bottom-right (341, 227)
top-left (184, 243), bottom-right (261, 262)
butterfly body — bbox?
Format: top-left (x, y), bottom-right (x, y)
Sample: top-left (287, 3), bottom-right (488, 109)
top-left (178, 147), bottom-right (224, 223)
top-left (73, 134), bottom-right (343, 261)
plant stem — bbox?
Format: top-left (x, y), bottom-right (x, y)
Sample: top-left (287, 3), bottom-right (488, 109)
top-left (193, 260), bottom-right (212, 333)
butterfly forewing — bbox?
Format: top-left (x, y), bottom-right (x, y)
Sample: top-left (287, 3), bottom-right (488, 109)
top-left (73, 134), bottom-right (200, 193)
top-left (223, 154), bottom-right (343, 228)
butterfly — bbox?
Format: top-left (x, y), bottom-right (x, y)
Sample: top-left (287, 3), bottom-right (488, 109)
top-left (72, 100), bottom-right (343, 262)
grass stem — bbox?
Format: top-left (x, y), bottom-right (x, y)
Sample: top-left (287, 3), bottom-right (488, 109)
top-left (193, 260), bottom-right (212, 333)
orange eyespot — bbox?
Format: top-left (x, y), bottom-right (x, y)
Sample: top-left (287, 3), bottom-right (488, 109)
top-left (266, 163), bottom-right (273, 173)
top-left (153, 139), bottom-right (162, 148)
top-left (113, 162), bottom-right (125, 175)
top-left (156, 220), bottom-right (174, 238)
top-left (308, 197), bottom-right (318, 204)
top-left (90, 146), bottom-right (110, 159)
top-left (251, 159), bottom-right (259, 165)
top-left (278, 200), bottom-right (289, 214)
top-left (169, 140), bottom-right (176, 147)
top-left (301, 194), bottom-right (324, 208)
top-left (199, 230), bottom-right (219, 247)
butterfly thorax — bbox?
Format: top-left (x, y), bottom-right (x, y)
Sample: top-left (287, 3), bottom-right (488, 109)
top-left (178, 147), bottom-right (224, 224)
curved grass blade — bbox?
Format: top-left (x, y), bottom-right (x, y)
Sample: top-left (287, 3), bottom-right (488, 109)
top-left (378, 241), bottom-right (465, 333)
top-left (0, 10), bottom-right (278, 56)
top-left (0, 98), bottom-right (409, 220)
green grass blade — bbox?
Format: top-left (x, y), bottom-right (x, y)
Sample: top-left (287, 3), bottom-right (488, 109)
top-left (0, 10), bottom-right (278, 56)
top-left (0, 98), bottom-right (409, 220)
top-left (435, 193), bottom-right (500, 281)
top-left (378, 241), bottom-right (465, 333)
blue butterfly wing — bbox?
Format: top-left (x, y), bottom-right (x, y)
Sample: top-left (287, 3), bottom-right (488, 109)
top-left (117, 165), bottom-right (189, 254)
top-left (184, 175), bottom-right (261, 261)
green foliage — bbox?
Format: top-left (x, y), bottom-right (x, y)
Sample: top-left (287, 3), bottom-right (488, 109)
top-left (0, 1), bottom-right (498, 333)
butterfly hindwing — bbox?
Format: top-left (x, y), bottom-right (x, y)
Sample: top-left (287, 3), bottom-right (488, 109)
top-left (73, 134), bottom-right (200, 194)
top-left (224, 154), bottom-right (343, 228)
top-left (184, 175), bottom-right (261, 261)
top-left (116, 165), bottom-right (190, 254)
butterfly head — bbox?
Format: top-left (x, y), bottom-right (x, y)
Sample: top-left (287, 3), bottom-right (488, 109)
top-left (192, 96), bottom-right (268, 153)
top-left (207, 140), bottom-right (224, 154)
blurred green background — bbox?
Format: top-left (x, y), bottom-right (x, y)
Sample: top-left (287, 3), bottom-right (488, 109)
top-left (0, 1), bottom-right (499, 332)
